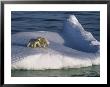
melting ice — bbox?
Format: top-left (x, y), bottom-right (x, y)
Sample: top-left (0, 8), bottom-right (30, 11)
top-left (11, 15), bottom-right (100, 70)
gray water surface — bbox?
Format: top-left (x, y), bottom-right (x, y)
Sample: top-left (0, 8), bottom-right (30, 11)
top-left (11, 65), bottom-right (100, 77)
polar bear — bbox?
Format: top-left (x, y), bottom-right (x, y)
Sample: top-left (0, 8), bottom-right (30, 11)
top-left (27, 37), bottom-right (49, 48)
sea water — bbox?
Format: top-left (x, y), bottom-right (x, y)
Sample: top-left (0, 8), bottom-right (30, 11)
top-left (11, 11), bottom-right (100, 77)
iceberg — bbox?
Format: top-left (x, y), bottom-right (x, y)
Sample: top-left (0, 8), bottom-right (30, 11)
top-left (63, 15), bottom-right (99, 52)
top-left (11, 15), bottom-right (100, 70)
